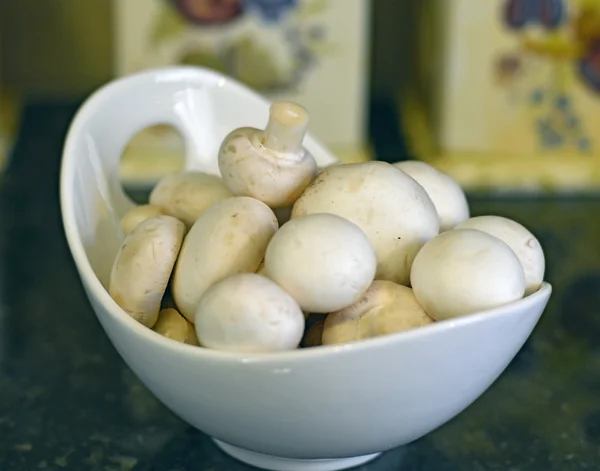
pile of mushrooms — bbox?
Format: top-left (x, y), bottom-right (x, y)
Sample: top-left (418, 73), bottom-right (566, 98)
top-left (108, 100), bottom-right (546, 353)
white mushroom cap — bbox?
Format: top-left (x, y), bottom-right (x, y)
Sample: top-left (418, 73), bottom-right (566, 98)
top-left (154, 308), bottom-right (199, 345)
top-left (218, 101), bottom-right (317, 208)
top-left (410, 229), bottom-right (526, 320)
top-left (172, 196), bottom-right (278, 322)
top-left (149, 171), bottom-right (234, 227)
top-left (292, 161), bottom-right (439, 285)
top-left (264, 213), bottom-right (377, 313)
top-left (394, 160), bottom-right (469, 231)
top-left (109, 215), bottom-right (186, 327)
top-left (454, 215), bottom-right (545, 296)
top-left (195, 273), bottom-right (305, 353)
top-left (322, 281), bottom-right (433, 345)
top-left (120, 204), bottom-right (165, 236)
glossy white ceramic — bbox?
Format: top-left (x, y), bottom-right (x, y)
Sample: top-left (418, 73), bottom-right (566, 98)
top-left (60, 67), bottom-right (552, 471)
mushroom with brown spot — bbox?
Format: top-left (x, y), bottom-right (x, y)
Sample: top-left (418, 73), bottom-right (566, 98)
top-left (109, 215), bottom-right (186, 328)
top-left (218, 101), bottom-right (317, 208)
top-left (149, 171), bottom-right (234, 227)
top-left (291, 161), bottom-right (439, 285)
top-left (322, 281), bottom-right (434, 345)
top-left (172, 196), bottom-right (278, 322)
top-left (120, 204), bottom-right (165, 236)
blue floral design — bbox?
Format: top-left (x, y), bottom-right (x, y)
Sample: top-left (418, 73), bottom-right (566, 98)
top-left (554, 94), bottom-right (570, 111)
top-left (241, 0), bottom-right (298, 22)
top-left (529, 88), bottom-right (592, 152)
top-left (578, 137), bottom-right (591, 152)
top-left (503, 0), bottom-right (566, 30)
top-left (530, 88), bottom-right (545, 105)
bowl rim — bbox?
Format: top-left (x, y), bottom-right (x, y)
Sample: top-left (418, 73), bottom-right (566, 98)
top-left (60, 66), bottom-right (553, 366)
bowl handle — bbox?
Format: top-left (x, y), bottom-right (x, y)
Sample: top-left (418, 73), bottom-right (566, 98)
top-left (80, 69), bottom-right (236, 210)
top-left (64, 68), bottom-right (240, 285)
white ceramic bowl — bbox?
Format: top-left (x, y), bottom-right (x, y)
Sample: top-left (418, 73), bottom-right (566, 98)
top-left (60, 67), bottom-right (552, 471)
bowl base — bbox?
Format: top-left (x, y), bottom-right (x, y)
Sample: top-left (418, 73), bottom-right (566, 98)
top-left (213, 439), bottom-right (381, 471)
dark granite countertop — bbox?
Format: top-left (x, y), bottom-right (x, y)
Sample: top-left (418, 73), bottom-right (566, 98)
top-left (1, 104), bottom-right (600, 470)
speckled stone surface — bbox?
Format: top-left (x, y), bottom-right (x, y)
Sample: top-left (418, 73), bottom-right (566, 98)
top-left (1, 105), bottom-right (600, 470)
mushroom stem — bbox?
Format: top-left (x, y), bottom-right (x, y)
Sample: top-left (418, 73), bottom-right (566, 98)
top-left (263, 101), bottom-right (309, 154)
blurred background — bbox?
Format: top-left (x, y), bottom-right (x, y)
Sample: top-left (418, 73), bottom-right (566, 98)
top-left (3, 2), bottom-right (600, 470)
top-left (3, 0), bottom-right (600, 192)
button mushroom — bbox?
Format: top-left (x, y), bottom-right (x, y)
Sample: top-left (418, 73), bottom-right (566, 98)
top-left (218, 101), bottom-right (317, 208)
top-left (154, 308), bottom-right (199, 345)
top-left (321, 281), bottom-right (434, 345)
top-left (120, 204), bottom-right (165, 236)
top-left (194, 273), bottom-right (305, 353)
top-left (171, 196), bottom-right (278, 322)
top-left (454, 215), bottom-right (545, 296)
top-left (264, 213), bottom-right (377, 313)
top-left (291, 161), bottom-right (439, 285)
top-left (393, 160), bottom-right (469, 232)
top-left (149, 171), bottom-right (234, 227)
top-left (109, 215), bottom-right (186, 328)
top-left (410, 229), bottom-right (526, 320)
